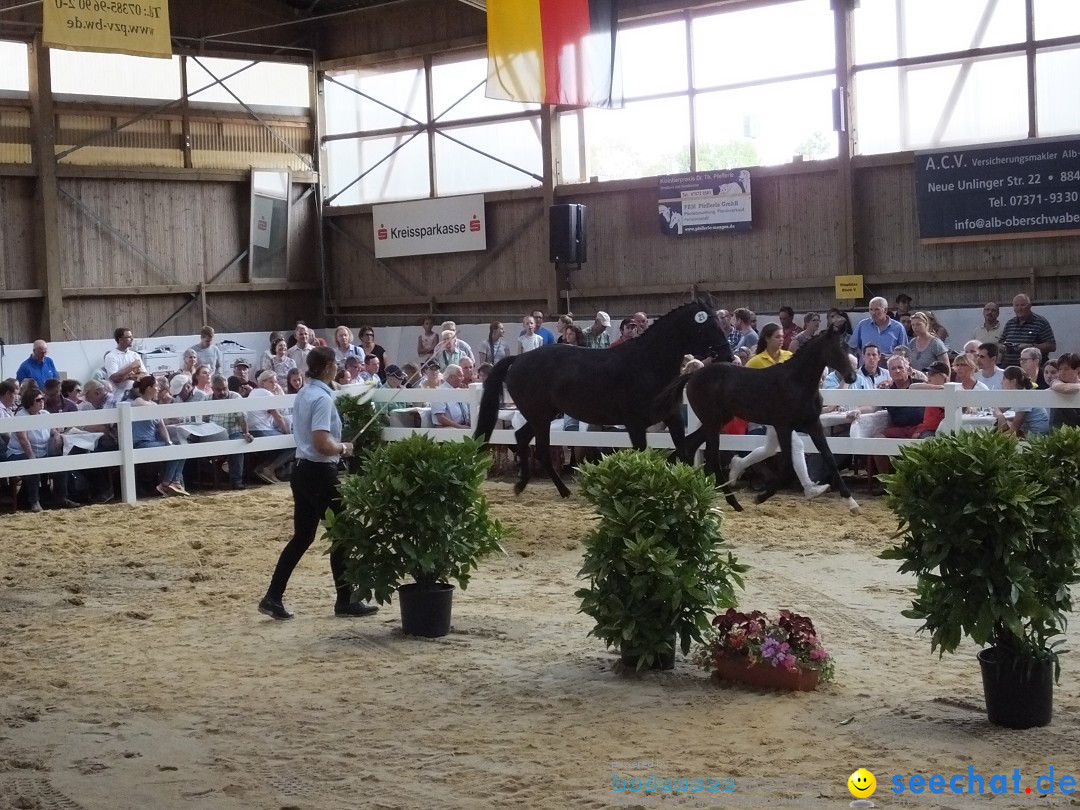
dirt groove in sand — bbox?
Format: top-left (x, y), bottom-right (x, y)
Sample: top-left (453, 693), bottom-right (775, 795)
top-left (0, 482), bottom-right (1076, 809)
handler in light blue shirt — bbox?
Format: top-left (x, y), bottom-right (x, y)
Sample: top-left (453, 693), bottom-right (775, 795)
top-left (849, 296), bottom-right (907, 356)
top-left (291, 377), bottom-right (341, 464)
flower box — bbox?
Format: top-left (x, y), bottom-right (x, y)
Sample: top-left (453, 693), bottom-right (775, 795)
top-left (711, 652), bottom-right (820, 691)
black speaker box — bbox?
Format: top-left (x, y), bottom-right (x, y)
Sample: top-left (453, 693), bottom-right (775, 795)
top-left (549, 203), bottom-right (587, 264)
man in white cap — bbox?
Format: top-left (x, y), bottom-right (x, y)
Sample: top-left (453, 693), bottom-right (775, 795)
top-left (584, 311), bottom-right (612, 349)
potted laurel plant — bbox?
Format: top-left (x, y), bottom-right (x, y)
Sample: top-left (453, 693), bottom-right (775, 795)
top-left (880, 427), bottom-right (1080, 728)
top-left (325, 434), bottom-right (506, 637)
top-left (575, 450), bottom-right (747, 671)
top-left (334, 391), bottom-right (386, 474)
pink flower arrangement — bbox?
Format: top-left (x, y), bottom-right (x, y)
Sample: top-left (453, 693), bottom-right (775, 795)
top-left (694, 608), bottom-right (835, 683)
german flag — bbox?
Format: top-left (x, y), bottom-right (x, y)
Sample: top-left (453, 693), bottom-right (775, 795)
top-left (486, 0), bottom-right (622, 109)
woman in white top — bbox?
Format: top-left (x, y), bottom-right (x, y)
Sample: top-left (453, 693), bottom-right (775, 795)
top-left (179, 348), bottom-right (198, 377)
top-left (7, 389), bottom-right (72, 511)
top-left (517, 316), bottom-right (543, 355)
top-left (420, 362), bottom-right (443, 390)
top-left (479, 321), bottom-right (509, 365)
top-left (417, 316), bottom-right (439, 365)
top-left (247, 370), bottom-right (293, 484)
top-left (333, 326), bottom-right (364, 368)
top-left (192, 364), bottom-right (213, 398)
top-left (269, 338), bottom-right (296, 388)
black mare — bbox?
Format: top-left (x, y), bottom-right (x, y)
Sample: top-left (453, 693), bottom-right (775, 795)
top-left (657, 326), bottom-right (860, 513)
top-left (474, 300), bottom-right (733, 497)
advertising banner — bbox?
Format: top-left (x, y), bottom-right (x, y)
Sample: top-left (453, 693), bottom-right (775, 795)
top-left (658, 170), bottom-right (752, 235)
top-left (43, 0), bottom-right (172, 59)
top-left (372, 194), bottom-right (487, 258)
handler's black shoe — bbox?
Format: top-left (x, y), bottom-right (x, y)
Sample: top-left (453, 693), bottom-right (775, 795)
top-left (334, 602), bottom-right (379, 617)
top-left (258, 596), bottom-right (294, 620)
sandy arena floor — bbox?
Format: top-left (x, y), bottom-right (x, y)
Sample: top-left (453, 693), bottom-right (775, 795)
top-left (1, 480), bottom-right (1078, 810)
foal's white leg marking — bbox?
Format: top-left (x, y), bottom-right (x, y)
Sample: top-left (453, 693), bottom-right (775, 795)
top-left (728, 427), bottom-right (778, 484)
top-left (846, 496), bottom-right (861, 514)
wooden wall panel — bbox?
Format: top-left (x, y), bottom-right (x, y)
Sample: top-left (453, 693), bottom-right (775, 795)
top-left (0, 176), bottom-right (35, 291)
top-left (0, 301), bottom-right (42, 348)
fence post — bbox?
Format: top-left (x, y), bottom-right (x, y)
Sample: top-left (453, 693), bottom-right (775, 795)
top-left (939, 382), bottom-right (962, 435)
top-left (116, 401), bottom-right (137, 505)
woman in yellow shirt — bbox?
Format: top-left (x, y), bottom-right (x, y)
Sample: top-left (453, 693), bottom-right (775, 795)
top-left (731, 324), bottom-right (829, 499)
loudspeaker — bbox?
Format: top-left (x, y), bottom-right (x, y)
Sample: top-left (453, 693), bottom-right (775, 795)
top-left (549, 203), bottom-right (587, 264)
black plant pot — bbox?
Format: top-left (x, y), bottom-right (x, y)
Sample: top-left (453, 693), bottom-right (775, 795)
top-left (398, 582), bottom-right (454, 638)
top-left (620, 636), bottom-right (677, 671)
top-left (978, 647), bottom-right (1053, 729)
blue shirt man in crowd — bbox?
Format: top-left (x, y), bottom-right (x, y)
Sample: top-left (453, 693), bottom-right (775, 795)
top-left (849, 296), bottom-right (907, 355)
top-left (16, 340), bottom-right (59, 389)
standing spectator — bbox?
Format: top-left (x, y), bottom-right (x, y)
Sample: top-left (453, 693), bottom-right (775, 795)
top-left (827, 308), bottom-right (853, 338)
top-left (288, 325), bottom-right (315, 377)
top-left (849, 297), bottom-right (907, 355)
top-left (259, 345), bottom-right (377, 620)
top-left (433, 330), bottom-right (468, 370)
top-left (907, 312), bottom-right (948, 371)
top-left (999, 294), bottom-right (1056, 369)
top-left (332, 326), bottom-right (364, 369)
top-left (205, 374), bottom-right (254, 490)
top-left (189, 326), bottom-right (224, 375)
top-left (893, 293), bottom-right (913, 318)
top-left (523, 310), bottom-right (556, 345)
top-left (789, 313), bottom-right (821, 353)
top-left (555, 314), bottom-right (575, 342)
top-left (926, 311), bottom-right (950, 345)
top-left (632, 311), bottom-right (650, 333)
top-left (973, 302), bottom-right (1005, 351)
top-left (563, 324), bottom-right (585, 346)
top-left (732, 308), bottom-right (758, 353)
top-left (777, 306), bottom-right (799, 350)
top-left (1049, 353), bottom-right (1080, 429)
top-left (193, 365), bottom-right (213, 398)
top-left (439, 321), bottom-right (475, 360)
top-left (357, 326), bottom-right (388, 383)
top-left (104, 327), bottom-right (146, 400)
top-left (285, 320), bottom-right (307, 349)
top-left (417, 317), bottom-right (439, 365)
top-left (479, 322), bottom-right (509, 365)
top-left (130, 375), bottom-right (188, 498)
top-left (717, 309), bottom-right (740, 354)
top-left (583, 312), bottom-right (612, 349)
top-left (517, 316), bottom-right (544, 355)
top-left (16, 341), bottom-right (59, 389)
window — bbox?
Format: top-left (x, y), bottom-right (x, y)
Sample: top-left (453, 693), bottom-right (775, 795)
top-left (323, 54), bottom-right (542, 205)
top-left (1036, 47), bottom-right (1080, 137)
top-left (186, 57), bottom-right (310, 109)
top-left (0, 40), bottom-right (28, 92)
top-left (50, 51), bottom-right (181, 99)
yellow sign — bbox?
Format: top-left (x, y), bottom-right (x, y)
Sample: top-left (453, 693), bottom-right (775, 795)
top-left (44, 0), bottom-right (172, 59)
top-left (835, 274), bottom-right (864, 300)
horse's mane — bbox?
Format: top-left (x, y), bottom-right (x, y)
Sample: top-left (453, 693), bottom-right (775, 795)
top-left (638, 300), bottom-right (713, 340)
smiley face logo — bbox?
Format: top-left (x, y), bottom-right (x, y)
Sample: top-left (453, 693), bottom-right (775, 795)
top-left (848, 768), bottom-right (877, 799)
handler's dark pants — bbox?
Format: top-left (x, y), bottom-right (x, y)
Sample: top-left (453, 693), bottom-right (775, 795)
top-left (266, 459), bottom-right (350, 606)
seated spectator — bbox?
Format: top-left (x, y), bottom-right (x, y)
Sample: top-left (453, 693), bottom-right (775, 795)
top-left (16, 340), bottom-right (59, 389)
top-left (420, 361), bottom-right (443, 389)
top-left (269, 338), bottom-right (296, 388)
top-left (1043, 359), bottom-right (1059, 388)
top-left (131, 375), bottom-right (188, 498)
top-left (975, 342), bottom-right (1005, 389)
top-left (335, 369), bottom-right (353, 386)
top-left (285, 368), bottom-right (304, 395)
top-left (180, 348), bottom-right (199, 377)
top-left (431, 364), bottom-right (470, 429)
top-left (0, 379), bottom-right (17, 462)
top-left (228, 359), bottom-right (254, 397)
top-left (610, 317), bottom-right (640, 348)
top-left (995, 366), bottom-right (1050, 437)
top-left (400, 362), bottom-right (421, 387)
top-left (357, 354), bottom-right (382, 384)
top-left (460, 357), bottom-right (478, 386)
top-left (170, 374), bottom-right (206, 415)
top-left (908, 361), bottom-right (951, 438)
top-left (247, 370), bottom-right (293, 485)
top-left (1019, 347), bottom-right (1045, 389)
top-left (205, 374), bottom-right (255, 489)
top-left (476, 362), bottom-right (493, 384)
top-left (1049, 352), bottom-right (1080, 429)
top-left (75, 379), bottom-right (117, 503)
top-left (907, 312), bottom-right (948, 371)
top-left (6, 388), bottom-right (77, 510)
top-left (731, 308), bottom-right (758, 353)
top-left (866, 355), bottom-right (924, 490)
top-left (43, 378), bottom-right (78, 414)
top-left (417, 317), bottom-right (439, 365)
top-left (193, 364), bottom-right (213, 397)
top-left (789, 313), bottom-right (820, 353)
top-left (257, 331), bottom-right (283, 372)
top-left (853, 344), bottom-right (889, 390)
top-left (822, 354), bottom-right (859, 393)
top-left (61, 379), bottom-right (82, 406)
top-left (382, 365), bottom-right (410, 412)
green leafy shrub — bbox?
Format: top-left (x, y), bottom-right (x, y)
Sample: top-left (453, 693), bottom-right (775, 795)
top-left (575, 450), bottom-right (747, 671)
top-left (335, 392), bottom-right (386, 474)
top-left (881, 427), bottom-right (1080, 677)
top-left (325, 434), bottom-right (507, 604)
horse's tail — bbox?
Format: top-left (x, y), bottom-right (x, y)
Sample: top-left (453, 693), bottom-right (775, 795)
top-left (473, 356), bottom-right (517, 442)
top-left (654, 372), bottom-right (692, 421)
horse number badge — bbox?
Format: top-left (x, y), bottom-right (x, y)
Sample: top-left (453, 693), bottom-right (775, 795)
top-left (694, 311), bottom-right (708, 324)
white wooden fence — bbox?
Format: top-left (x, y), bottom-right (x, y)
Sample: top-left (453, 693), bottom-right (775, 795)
top-left (2, 383), bottom-right (1077, 507)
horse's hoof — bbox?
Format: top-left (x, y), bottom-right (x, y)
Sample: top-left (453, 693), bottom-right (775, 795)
top-left (726, 496), bottom-right (743, 512)
top-left (513, 482), bottom-right (526, 495)
top-left (846, 497), bottom-right (860, 514)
